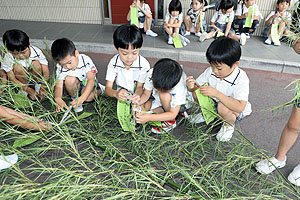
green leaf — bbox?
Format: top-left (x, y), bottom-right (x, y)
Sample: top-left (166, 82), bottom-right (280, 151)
top-left (13, 134), bottom-right (42, 148)
top-left (12, 93), bottom-right (31, 108)
top-left (63, 112), bottom-right (95, 124)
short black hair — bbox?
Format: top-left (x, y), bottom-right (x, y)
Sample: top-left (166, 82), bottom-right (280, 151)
top-left (277, 0), bottom-right (290, 5)
top-left (217, 0), bottom-right (234, 11)
top-left (2, 29), bottom-right (30, 52)
top-left (169, 0), bottom-right (182, 14)
top-left (51, 38), bottom-right (76, 62)
top-left (113, 24), bottom-right (143, 50)
top-left (206, 37), bottom-right (241, 68)
top-left (152, 58), bottom-right (183, 92)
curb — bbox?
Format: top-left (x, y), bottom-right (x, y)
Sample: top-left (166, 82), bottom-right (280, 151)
top-left (17, 39), bottom-right (300, 75)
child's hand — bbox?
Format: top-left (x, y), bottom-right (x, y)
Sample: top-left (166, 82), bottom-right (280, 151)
top-left (172, 33), bottom-right (177, 37)
top-left (199, 85), bottom-right (219, 98)
top-left (135, 112), bottom-right (150, 124)
top-left (244, 12), bottom-right (249, 18)
top-left (116, 88), bottom-right (129, 101)
top-left (38, 86), bottom-right (47, 99)
top-left (136, 0), bottom-right (141, 8)
top-left (130, 93), bottom-right (140, 104)
top-left (186, 76), bottom-right (196, 91)
top-left (27, 87), bottom-right (38, 100)
top-left (55, 98), bottom-right (69, 112)
top-left (273, 13), bottom-right (279, 19)
top-left (71, 97), bottom-right (84, 108)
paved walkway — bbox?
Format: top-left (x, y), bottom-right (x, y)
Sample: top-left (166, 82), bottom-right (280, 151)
top-left (0, 19), bottom-right (300, 74)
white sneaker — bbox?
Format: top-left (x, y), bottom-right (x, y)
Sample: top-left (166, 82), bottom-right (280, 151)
top-left (216, 124), bottom-right (235, 142)
top-left (195, 32), bottom-right (202, 37)
top-left (240, 33), bottom-right (246, 46)
top-left (288, 163), bottom-right (300, 186)
top-left (188, 113), bottom-right (205, 124)
top-left (168, 36), bottom-right (174, 45)
top-left (98, 83), bottom-right (105, 95)
top-left (273, 41), bottom-right (281, 46)
top-left (151, 121), bottom-right (176, 134)
top-left (265, 36), bottom-right (272, 45)
top-left (184, 31), bottom-right (191, 36)
top-left (0, 154), bottom-right (19, 171)
top-left (255, 156), bottom-right (286, 175)
top-left (146, 30), bottom-right (158, 37)
top-left (199, 32), bottom-right (207, 42)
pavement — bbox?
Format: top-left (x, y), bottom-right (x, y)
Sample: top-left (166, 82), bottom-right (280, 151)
top-left (1, 19), bottom-right (300, 181)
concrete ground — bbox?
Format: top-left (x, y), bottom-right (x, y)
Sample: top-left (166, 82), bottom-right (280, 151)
top-left (1, 19), bottom-right (300, 180)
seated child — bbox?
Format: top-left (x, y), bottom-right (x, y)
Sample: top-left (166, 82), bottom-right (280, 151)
top-left (135, 58), bottom-right (187, 134)
top-left (233, 0), bottom-right (263, 37)
top-left (51, 38), bottom-right (105, 112)
top-left (263, 0), bottom-right (292, 46)
top-left (105, 24), bottom-right (150, 104)
top-left (186, 37), bottom-right (251, 142)
top-left (0, 56), bottom-right (8, 95)
top-left (199, 0), bottom-right (247, 46)
top-left (2, 29), bottom-right (50, 100)
top-left (127, 0), bottom-right (158, 37)
top-left (163, 0), bottom-right (185, 45)
top-left (184, 0), bottom-right (208, 37)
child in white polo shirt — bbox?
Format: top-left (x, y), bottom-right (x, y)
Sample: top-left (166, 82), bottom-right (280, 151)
top-left (135, 58), bottom-right (187, 134)
top-left (2, 29), bottom-right (50, 100)
top-left (105, 24), bottom-right (150, 104)
top-left (51, 38), bottom-right (105, 112)
top-left (186, 37), bottom-right (251, 142)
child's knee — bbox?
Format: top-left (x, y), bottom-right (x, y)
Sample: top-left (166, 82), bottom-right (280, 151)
top-left (65, 76), bottom-right (79, 87)
top-left (217, 102), bottom-right (232, 117)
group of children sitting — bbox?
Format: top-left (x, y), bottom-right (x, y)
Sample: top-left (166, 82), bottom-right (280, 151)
top-left (0, 0), bottom-right (300, 188)
top-left (129, 0), bottom-right (297, 46)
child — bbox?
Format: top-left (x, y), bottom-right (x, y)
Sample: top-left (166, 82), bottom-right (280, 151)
top-left (163, 0), bottom-right (185, 45)
top-left (186, 37), bottom-right (251, 142)
top-left (233, 0), bottom-right (263, 37)
top-left (135, 58), bottom-right (187, 133)
top-left (2, 29), bottom-right (50, 100)
top-left (0, 56), bottom-right (8, 95)
top-left (127, 0), bottom-right (158, 37)
top-left (255, 39), bottom-right (300, 187)
top-left (51, 38), bottom-right (105, 112)
top-left (184, 0), bottom-right (208, 37)
top-left (263, 0), bottom-right (292, 46)
top-left (105, 24), bottom-right (150, 104)
top-left (199, 0), bottom-right (247, 46)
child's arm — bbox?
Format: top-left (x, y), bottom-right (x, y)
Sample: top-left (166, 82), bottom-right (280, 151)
top-left (186, 76), bottom-right (200, 92)
top-left (70, 71), bottom-right (94, 108)
top-left (224, 22), bottom-right (232, 37)
top-left (54, 80), bottom-right (69, 112)
top-left (139, 88), bottom-right (152, 106)
top-left (105, 80), bottom-right (129, 101)
top-left (136, 104), bottom-right (181, 123)
top-left (130, 82), bottom-right (144, 104)
top-left (0, 69), bottom-right (7, 95)
top-left (265, 13), bottom-right (279, 26)
top-left (168, 20), bottom-right (183, 28)
top-left (136, 1), bottom-right (152, 18)
top-left (38, 64), bottom-right (50, 99)
top-left (6, 70), bottom-right (36, 100)
top-left (200, 85), bottom-right (247, 113)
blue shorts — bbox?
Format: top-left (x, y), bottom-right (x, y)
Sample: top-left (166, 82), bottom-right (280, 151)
top-left (210, 22), bottom-right (235, 35)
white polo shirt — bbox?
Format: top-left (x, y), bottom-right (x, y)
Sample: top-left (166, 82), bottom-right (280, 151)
top-left (2, 46), bottom-right (48, 72)
top-left (106, 54), bottom-right (150, 94)
top-left (56, 54), bottom-right (98, 85)
top-left (195, 66), bottom-right (251, 116)
top-left (211, 10), bottom-right (235, 24)
top-left (235, 3), bottom-right (263, 19)
top-left (144, 68), bottom-right (187, 109)
top-left (266, 11), bottom-right (292, 23)
top-left (164, 13), bottom-right (183, 22)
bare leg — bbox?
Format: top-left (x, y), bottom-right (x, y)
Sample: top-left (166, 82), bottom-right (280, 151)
top-left (144, 15), bottom-right (152, 32)
top-left (217, 102), bottom-right (238, 125)
top-left (275, 106), bottom-right (300, 161)
top-left (64, 76), bottom-right (80, 97)
top-left (184, 16), bottom-right (192, 31)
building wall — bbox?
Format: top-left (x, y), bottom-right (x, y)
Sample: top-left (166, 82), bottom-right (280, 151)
top-left (0, 0), bottom-right (103, 24)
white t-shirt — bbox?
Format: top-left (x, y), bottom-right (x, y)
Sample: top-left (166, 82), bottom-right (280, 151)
top-left (144, 68), bottom-right (187, 109)
top-left (106, 54), bottom-right (150, 94)
top-left (186, 8), bottom-right (205, 25)
top-left (211, 10), bottom-right (235, 24)
top-left (2, 46), bottom-right (48, 72)
top-left (56, 54), bottom-right (98, 85)
top-left (266, 10), bottom-right (292, 23)
top-left (164, 13), bottom-right (183, 22)
top-left (235, 3), bottom-right (263, 19)
top-left (195, 67), bottom-right (251, 116)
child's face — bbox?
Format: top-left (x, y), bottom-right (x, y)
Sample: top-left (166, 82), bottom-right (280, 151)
top-left (171, 10), bottom-right (180, 17)
top-left (211, 62), bottom-right (237, 79)
top-left (223, 7), bottom-right (233, 14)
top-left (192, 0), bottom-right (202, 11)
top-left (57, 50), bottom-right (80, 71)
top-left (10, 45), bottom-right (31, 60)
top-left (245, 0), bottom-right (255, 7)
top-left (117, 45), bottom-right (140, 68)
top-left (277, 1), bottom-right (290, 12)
